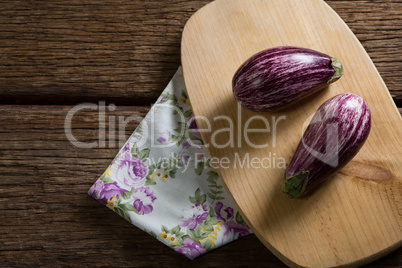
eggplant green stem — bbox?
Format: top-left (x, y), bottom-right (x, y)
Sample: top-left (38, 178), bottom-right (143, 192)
top-left (282, 171), bottom-right (309, 198)
top-left (327, 58), bottom-right (343, 84)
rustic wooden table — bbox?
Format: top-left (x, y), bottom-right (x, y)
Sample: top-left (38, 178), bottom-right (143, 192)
top-left (0, 1), bottom-right (400, 267)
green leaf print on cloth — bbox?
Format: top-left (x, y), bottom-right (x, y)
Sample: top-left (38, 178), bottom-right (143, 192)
top-left (88, 67), bottom-right (252, 259)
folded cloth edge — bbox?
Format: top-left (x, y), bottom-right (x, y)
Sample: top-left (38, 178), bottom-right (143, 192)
top-left (88, 67), bottom-right (252, 259)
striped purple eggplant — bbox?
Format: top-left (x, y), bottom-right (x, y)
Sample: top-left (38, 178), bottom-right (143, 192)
top-left (282, 93), bottom-right (371, 198)
top-left (232, 46), bottom-right (343, 112)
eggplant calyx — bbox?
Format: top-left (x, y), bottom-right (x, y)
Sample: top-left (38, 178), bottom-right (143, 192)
top-left (327, 58), bottom-right (343, 84)
top-left (282, 170), bottom-right (310, 198)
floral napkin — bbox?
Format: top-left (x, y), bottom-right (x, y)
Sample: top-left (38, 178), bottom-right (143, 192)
top-left (88, 67), bottom-right (252, 259)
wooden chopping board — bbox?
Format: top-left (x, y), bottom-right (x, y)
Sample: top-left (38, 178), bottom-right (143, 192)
top-left (181, 0), bottom-right (402, 267)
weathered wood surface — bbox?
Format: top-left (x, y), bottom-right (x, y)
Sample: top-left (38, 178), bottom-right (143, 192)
top-left (0, 0), bottom-right (401, 106)
top-left (0, 0), bottom-right (400, 267)
top-left (0, 105), bottom-right (400, 267)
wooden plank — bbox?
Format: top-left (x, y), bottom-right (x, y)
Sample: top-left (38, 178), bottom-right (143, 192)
top-left (0, 105), bottom-right (400, 267)
top-left (0, 0), bottom-right (400, 106)
top-left (325, 0), bottom-right (402, 106)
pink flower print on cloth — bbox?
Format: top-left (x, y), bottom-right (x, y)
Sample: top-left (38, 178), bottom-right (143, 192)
top-left (112, 153), bottom-right (147, 190)
top-left (88, 180), bottom-right (128, 206)
top-left (131, 187), bottom-right (156, 215)
top-left (187, 114), bottom-right (201, 138)
top-left (215, 201), bottom-right (250, 243)
top-left (174, 238), bottom-right (206, 260)
top-left (181, 202), bottom-right (209, 230)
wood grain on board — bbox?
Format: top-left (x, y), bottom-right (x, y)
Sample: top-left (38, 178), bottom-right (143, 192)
top-left (182, 0), bottom-right (401, 267)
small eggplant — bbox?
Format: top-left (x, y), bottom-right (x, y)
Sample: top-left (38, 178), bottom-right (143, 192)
top-left (282, 93), bottom-right (371, 198)
top-left (232, 46), bottom-right (343, 112)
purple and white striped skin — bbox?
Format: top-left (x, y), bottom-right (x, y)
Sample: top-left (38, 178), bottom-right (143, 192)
top-left (232, 46), bottom-right (343, 112)
top-left (282, 93), bottom-right (371, 198)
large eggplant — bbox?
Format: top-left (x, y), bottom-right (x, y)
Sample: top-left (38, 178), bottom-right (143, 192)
top-left (282, 93), bottom-right (371, 198)
top-left (232, 46), bottom-right (343, 112)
